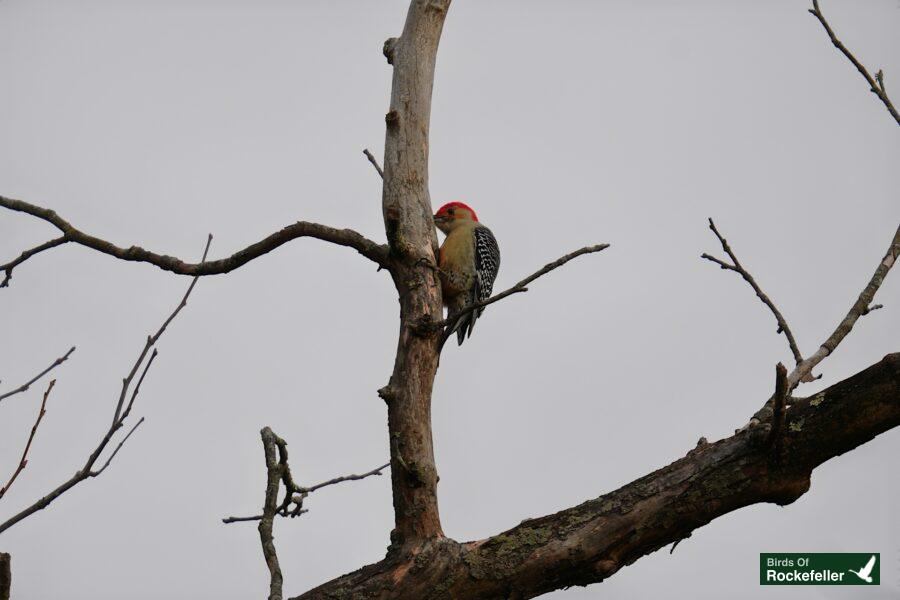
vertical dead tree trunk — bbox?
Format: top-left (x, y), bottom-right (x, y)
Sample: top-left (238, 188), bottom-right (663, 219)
top-left (379, 0), bottom-right (451, 549)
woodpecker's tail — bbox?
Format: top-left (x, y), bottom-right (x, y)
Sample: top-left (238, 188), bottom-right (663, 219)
top-left (441, 294), bottom-right (478, 349)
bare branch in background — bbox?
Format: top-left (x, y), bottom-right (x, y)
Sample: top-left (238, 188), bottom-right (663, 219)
top-left (809, 0), bottom-right (900, 126)
top-left (0, 237), bottom-right (67, 288)
top-left (299, 463), bottom-right (391, 494)
top-left (786, 225), bottom-right (900, 389)
top-left (223, 428), bottom-right (389, 600)
top-left (0, 380), bottom-right (55, 501)
top-left (0, 236), bottom-right (212, 535)
top-left (0, 347), bottom-right (74, 404)
top-left (259, 427), bottom-right (287, 600)
top-left (0, 196), bottom-right (390, 287)
top-left (702, 218), bottom-right (804, 366)
top-left (222, 451), bottom-right (389, 525)
top-left (362, 149), bottom-right (384, 179)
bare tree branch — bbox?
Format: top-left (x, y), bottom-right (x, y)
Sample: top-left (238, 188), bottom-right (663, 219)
top-left (0, 237), bottom-right (67, 288)
top-left (0, 236), bottom-right (211, 535)
top-left (259, 427), bottom-right (287, 600)
top-left (786, 224), bottom-right (900, 389)
top-left (809, 0), bottom-right (900, 126)
top-left (362, 149), bottom-right (384, 179)
top-left (294, 355), bottom-right (900, 599)
top-left (89, 418), bottom-right (145, 478)
top-left (0, 347), bottom-right (75, 404)
top-left (435, 244), bottom-right (610, 335)
top-left (0, 196), bottom-right (390, 287)
top-left (0, 380), bottom-right (55, 500)
top-left (300, 462), bottom-right (391, 494)
top-left (222, 459), bottom-right (389, 524)
top-left (702, 219), bottom-right (803, 366)
top-left (223, 427), bottom-right (389, 599)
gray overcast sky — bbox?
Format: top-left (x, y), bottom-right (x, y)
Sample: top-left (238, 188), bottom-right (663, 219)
top-left (1, 1), bottom-right (898, 598)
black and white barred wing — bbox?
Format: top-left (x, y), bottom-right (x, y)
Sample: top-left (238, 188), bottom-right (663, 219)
top-left (473, 225), bottom-right (500, 317)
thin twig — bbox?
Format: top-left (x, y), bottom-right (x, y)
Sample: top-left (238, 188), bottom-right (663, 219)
top-left (809, 0), bottom-right (899, 126)
top-left (89, 418), bottom-right (145, 477)
top-left (0, 196), bottom-right (389, 287)
top-left (702, 218), bottom-right (804, 367)
top-left (435, 243), bottom-right (610, 331)
top-left (222, 459), bottom-right (389, 524)
top-left (0, 347), bottom-right (75, 404)
top-left (363, 149), bottom-right (384, 179)
top-left (300, 462), bottom-right (391, 494)
top-left (119, 350), bottom-right (158, 425)
top-left (0, 236), bottom-right (67, 288)
top-left (861, 303), bottom-right (883, 316)
top-left (0, 236), bottom-right (212, 535)
top-left (0, 380), bottom-right (55, 500)
top-left (786, 225), bottom-right (900, 389)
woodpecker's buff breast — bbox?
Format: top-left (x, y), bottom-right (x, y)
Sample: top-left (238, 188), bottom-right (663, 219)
top-left (433, 202), bottom-right (501, 345)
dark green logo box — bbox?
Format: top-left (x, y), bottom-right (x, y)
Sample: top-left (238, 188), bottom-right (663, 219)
top-left (760, 553), bottom-right (880, 585)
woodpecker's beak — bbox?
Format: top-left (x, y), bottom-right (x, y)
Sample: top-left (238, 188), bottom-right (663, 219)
top-left (433, 214), bottom-right (448, 224)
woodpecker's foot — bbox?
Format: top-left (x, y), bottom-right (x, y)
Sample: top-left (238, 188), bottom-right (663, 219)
top-left (413, 256), bottom-right (442, 270)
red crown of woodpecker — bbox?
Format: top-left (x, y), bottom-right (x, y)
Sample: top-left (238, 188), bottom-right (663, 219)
top-left (435, 201), bottom-right (478, 222)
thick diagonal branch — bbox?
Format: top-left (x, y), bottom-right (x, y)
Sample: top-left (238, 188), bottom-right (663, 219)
top-left (294, 353), bottom-right (900, 599)
top-left (0, 195), bottom-right (389, 287)
top-left (702, 219), bottom-right (803, 366)
top-left (809, 0), bottom-right (899, 126)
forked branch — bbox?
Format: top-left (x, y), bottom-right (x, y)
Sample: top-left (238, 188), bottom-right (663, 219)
top-left (0, 380), bottom-right (56, 500)
top-left (223, 428), bottom-right (389, 600)
top-left (786, 225), bottom-right (900, 389)
top-left (0, 196), bottom-right (389, 287)
top-left (702, 218), bottom-right (803, 366)
top-left (294, 354), bottom-right (900, 599)
top-left (222, 449), bottom-right (389, 524)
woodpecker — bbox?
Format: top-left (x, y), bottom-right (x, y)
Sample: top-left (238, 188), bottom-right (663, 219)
top-left (433, 201), bottom-right (501, 346)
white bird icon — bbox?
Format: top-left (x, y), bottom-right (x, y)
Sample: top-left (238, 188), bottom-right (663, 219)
top-left (848, 555), bottom-right (876, 583)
